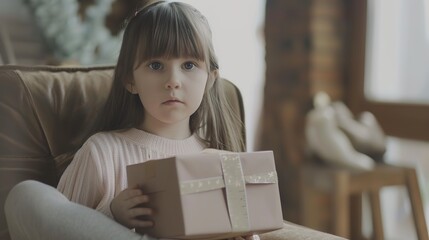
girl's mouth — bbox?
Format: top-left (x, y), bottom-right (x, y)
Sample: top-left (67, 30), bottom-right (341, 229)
top-left (163, 99), bottom-right (183, 104)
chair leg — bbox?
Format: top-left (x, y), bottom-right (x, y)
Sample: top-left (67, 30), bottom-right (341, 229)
top-left (332, 172), bottom-right (350, 238)
top-left (369, 190), bottom-right (384, 240)
top-left (300, 172), bottom-right (320, 229)
top-left (350, 194), bottom-right (363, 240)
top-left (405, 168), bottom-right (429, 240)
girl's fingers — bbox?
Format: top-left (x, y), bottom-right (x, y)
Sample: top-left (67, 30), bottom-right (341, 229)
top-left (123, 188), bottom-right (144, 200)
top-left (129, 219), bottom-right (154, 228)
top-left (126, 194), bottom-right (150, 208)
top-left (129, 207), bottom-right (153, 218)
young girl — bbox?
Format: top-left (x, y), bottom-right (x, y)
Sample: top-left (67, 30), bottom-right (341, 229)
top-left (5, 1), bottom-right (254, 239)
top-left (58, 0), bottom-right (245, 230)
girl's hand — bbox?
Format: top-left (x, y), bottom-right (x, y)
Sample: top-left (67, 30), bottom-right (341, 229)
top-left (110, 186), bottom-right (153, 229)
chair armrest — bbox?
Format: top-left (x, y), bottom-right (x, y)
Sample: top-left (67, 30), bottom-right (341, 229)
top-left (260, 221), bottom-right (346, 240)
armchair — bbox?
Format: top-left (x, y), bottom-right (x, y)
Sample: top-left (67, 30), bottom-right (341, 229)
top-left (0, 65), bottom-right (344, 240)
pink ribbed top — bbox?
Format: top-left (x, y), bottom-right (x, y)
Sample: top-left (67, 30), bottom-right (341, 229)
top-left (57, 128), bottom-right (207, 217)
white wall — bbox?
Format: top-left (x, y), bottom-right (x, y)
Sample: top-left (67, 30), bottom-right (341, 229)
top-left (365, 0), bottom-right (429, 103)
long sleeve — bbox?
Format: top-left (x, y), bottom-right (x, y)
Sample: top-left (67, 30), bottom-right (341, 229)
top-left (57, 128), bottom-right (206, 219)
top-left (57, 140), bottom-right (105, 212)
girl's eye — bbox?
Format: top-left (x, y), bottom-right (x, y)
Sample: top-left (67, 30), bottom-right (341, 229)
top-left (148, 62), bottom-right (162, 70)
top-left (183, 62), bottom-right (196, 70)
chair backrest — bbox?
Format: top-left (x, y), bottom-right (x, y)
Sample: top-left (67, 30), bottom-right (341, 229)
top-left (0, 65), bottom-right (245, 240)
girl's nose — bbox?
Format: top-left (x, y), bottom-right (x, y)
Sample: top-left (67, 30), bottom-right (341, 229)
top-left (165, 69), bottom-right (181, 89)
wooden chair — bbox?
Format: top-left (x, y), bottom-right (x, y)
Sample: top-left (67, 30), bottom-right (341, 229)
top-left (300, 162), bottom-right (428, 240)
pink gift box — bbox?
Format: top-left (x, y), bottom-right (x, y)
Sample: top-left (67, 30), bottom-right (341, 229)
top-left (126, 151), bottom-right (283, 239)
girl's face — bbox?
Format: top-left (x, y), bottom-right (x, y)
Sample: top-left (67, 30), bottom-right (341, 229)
top-left (131, 57), bottom-right (209, 135)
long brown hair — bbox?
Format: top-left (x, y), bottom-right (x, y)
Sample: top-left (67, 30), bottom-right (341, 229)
top-left (98, 1), bottom-right (245, 152)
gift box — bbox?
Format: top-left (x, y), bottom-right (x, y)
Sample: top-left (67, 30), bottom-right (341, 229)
top-left (126, 151), bottom-right (283, 239)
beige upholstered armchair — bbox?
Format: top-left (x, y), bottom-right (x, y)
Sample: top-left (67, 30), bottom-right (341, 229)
top-left (0, 65), bottom-right (344, 240)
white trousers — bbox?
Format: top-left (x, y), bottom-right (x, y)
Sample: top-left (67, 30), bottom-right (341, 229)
top-left (4, 180), bottom-right (155, 240)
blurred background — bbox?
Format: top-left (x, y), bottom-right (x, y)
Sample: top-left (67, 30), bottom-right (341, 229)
top-left (1, 0), bottom-right (428, 239)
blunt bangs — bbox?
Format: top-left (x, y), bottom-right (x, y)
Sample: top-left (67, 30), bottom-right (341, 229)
top-left (134, 2), bottom-right (208, 67)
